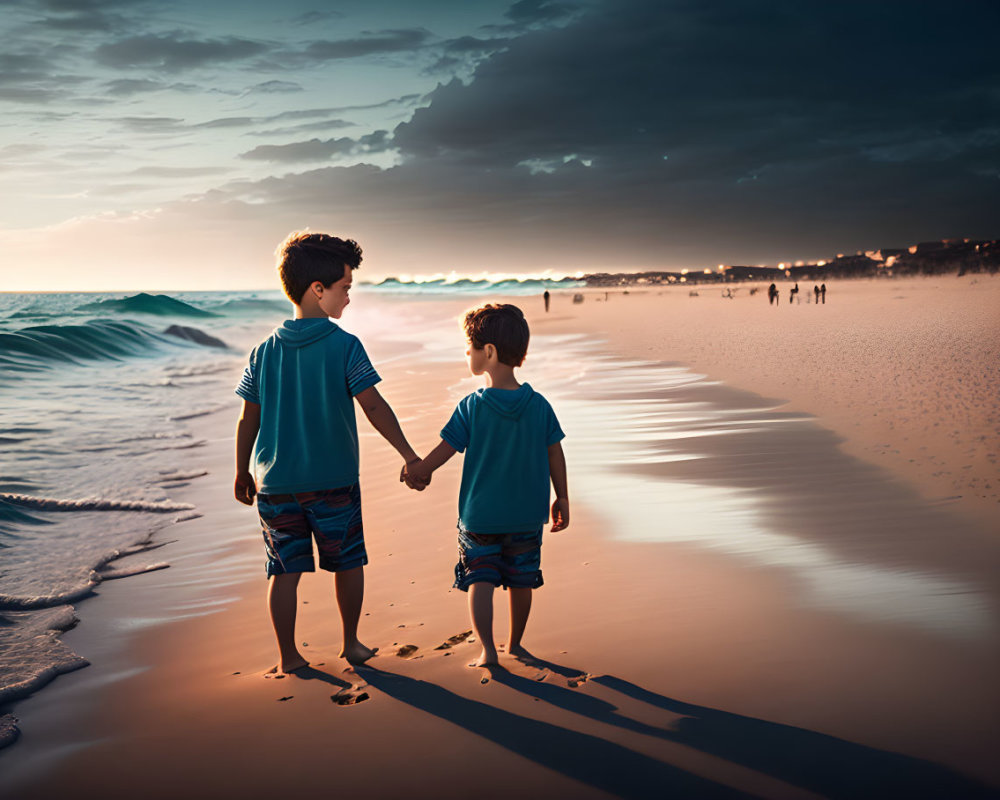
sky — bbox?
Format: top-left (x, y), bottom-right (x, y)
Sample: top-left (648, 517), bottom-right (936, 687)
top-left (0, 0), bottom-right (997, 290)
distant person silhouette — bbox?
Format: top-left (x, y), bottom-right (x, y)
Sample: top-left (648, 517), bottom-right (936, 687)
top-left (814, 285), bottom-right (820, 304)
top-left (768, 283), bottom-right (778, 305)
top-left (820, 283), bottom-right (826, 304)
top-left (543, 290), bottom-right (550, 312)
top-left (789, 282), bottom-right (799, 304)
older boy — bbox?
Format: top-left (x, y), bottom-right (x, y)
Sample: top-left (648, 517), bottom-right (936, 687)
top-left (404, 303), bottom-right (569, 667)
top-left (234, 231), bottom-right (422, 673)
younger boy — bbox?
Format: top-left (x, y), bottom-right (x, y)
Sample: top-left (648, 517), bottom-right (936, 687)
top-left (404, 303), bottom-right (569, 667)
top-left (234, 231), bottom-right (423, 673)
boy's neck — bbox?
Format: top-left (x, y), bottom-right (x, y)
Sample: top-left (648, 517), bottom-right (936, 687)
top-left (293, 300), bottom-right (327, 319)
top-left (484, 366), bottom-right (520, 390)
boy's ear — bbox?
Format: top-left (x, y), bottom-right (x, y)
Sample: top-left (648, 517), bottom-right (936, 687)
top-left (484, 343), bottom-right (496, 361)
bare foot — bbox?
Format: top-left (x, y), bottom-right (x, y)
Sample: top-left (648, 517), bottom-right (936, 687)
top-left (340, 641), bottom-right (378, 665)
top-left (507, 644), bottom-right (530, 660)
top-left (265, 654), bottom-right (309, 676)
top-left (468, 647), bottom-right (498, 667)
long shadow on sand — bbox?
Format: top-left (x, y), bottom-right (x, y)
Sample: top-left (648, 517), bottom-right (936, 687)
top-left (486, 654), bottom-right (997, 800)
top-left (357, 665), bottom-right (747, 799)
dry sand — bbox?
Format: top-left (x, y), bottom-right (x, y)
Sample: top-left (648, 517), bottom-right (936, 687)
top-left (1, 278), bottom-right (997, 800)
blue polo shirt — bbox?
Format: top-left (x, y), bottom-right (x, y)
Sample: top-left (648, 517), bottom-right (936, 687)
top-left (235, 318), bottom-right (380, 494)
top-left (441, 383), bottom-right (564, 533)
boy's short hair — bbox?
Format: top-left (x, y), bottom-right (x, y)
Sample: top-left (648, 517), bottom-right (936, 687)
top-left (276, 231), bottom-right (363, 304)
top-left (463, 303), bottom-right (529, 367)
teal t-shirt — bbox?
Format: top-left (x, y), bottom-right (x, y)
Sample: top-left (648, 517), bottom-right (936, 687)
top-left (235, 318), bottom-right (380, 494)
top-left (441, 383), bottom-right (564, 533)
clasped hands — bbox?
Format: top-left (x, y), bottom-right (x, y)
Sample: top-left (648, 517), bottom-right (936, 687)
top-left (400, 458), bottom-right (431, 491)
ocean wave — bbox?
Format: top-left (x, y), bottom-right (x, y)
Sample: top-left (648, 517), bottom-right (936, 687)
top-left (367, 276), bottom-right (585, 295)
top-left (163, 324), bottom-right (228, 348)
top-left (0, 319), bottom-right (227, 375)
top-left (75, 292), bottom-right (217, 317)
top-left (0, 493), bottom-right (193, 513)
top-left (214, 297), bottom-right (290, 315)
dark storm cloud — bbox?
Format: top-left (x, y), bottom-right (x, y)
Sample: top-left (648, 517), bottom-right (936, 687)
top-left (95, 33), bottom-right (269, 71)
top-left (215, 0), bottom-right (998, 268)
top-left (426, 35), bottom-right (509, 74)
top-left (239, 130), bottom-right (392, 163)
top-left (387, 0), bottom-right (1000, 240)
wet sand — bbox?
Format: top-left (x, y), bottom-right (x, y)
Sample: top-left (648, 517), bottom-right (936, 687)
top-left (1, 279), bottom-right (997, 799)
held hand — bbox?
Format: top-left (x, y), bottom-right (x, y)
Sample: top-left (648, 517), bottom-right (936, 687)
top-left (550, 498), bottom-right (569, 532)
top-left (234, 471), bottom-right (257, 505)
top-left (400, 460), bottom-right (430, 491)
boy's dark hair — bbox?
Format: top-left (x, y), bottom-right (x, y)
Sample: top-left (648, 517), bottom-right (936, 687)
top-left (463, 303), bottom-right (529, 367)
top-left (276, 231), bottom-right (363, 304)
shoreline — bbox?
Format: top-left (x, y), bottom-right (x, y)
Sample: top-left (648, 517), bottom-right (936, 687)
top-left (538, 274), bottom-right (1000, 528)
top-left (1, 284), bottom-right (997, 798)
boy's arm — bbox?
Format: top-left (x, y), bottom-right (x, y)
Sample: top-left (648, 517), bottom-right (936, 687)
top-left (354, 385), bottom-right (420, 466)
top-left (234, 400), bottom-right (261, 505)
top-left (548, 441), bottom-right (569, 531)
top-left (402, 439), bottom-right (457, 490)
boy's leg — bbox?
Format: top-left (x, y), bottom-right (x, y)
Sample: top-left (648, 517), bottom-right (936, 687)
top-left (335, 566), bottom-right (376, 664)
top-left (468, 582), bottom-right (499, 666)
top-left (507, 587), bottom-right (532, 656)
top-left (268, 572), bottom-right (308, 673)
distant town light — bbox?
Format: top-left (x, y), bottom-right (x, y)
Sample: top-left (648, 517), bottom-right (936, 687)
top-left (778, 262), bottom-right (785, 269)
top-left (681, 268), bottom-right (689, 275)
top-left (703, 268), bottom-right (712, 274)
top-left (817, 260), bottom-right (826, 266)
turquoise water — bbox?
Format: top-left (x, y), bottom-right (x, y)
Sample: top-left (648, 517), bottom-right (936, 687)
top-left (0, 290), bottom-right (291, 715)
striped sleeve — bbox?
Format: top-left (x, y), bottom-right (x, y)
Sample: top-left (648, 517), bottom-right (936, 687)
top-left (235, 348), bottom-right (259, 404)
top-left (345, 336), bottom-right (381, 396)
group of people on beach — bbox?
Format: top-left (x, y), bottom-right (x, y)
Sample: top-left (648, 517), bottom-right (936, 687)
top-left (233, 232), bottom-right (569, 673)
top-left (768, 282), bottom-right (826, 305)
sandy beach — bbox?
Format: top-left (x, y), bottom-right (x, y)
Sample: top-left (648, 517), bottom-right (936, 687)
top-left (1, 277), bottom-right (998, 800)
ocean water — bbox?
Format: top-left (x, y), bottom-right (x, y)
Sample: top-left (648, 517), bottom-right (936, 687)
top-left (0, 289), bottom-right (293, 720)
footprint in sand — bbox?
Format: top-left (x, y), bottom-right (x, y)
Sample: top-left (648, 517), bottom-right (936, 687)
top-left (566, 673), bottom-right (591, 689)
top-left (277, 696), bottom-right (293, 702)
top-left (395, 644), bottom-right (419, 658)
top-left (331, 689), bottom-right (370, 706)
top-left (434, 630), bottom-right (473, 650)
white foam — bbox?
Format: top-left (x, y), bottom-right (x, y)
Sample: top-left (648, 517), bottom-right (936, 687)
top-left (0, 493), bottom-right (193, 513)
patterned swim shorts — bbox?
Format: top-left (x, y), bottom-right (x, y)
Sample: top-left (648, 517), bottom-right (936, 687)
top-left (256, 484), bottom-right (367, 577)
top-left (453, 525), bottom-right (544, 592)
